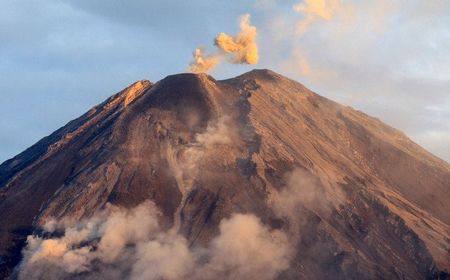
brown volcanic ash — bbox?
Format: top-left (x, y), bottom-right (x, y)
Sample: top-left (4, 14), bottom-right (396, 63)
top-left (0, 69), bottom-right (449, 279)
top-left (189, 14), bottom-right (259, 73)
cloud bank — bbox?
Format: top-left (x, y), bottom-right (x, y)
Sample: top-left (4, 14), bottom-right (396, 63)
top-left (261, 0), bottom-right (450, 161)
top-left (293, 0), bottom-right (341, 34)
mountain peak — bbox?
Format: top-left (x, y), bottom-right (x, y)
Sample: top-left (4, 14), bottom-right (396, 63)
top-left (101, 79), bottom-right (151, 109)
top-left (122, 80), bottom-right (151, 106)
top-left (0, 69), bottom-right (449, 279)
top-left (161, 72), bottom-right (216, 84)
top-left (245, 68), bottom-right (282, 78)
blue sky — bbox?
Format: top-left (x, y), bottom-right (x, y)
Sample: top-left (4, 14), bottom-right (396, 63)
top-left (1, 0), bottom-right (449, 162)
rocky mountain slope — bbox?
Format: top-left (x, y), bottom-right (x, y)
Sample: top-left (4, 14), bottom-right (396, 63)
top-left (0, 69), bottom-right (449, 279)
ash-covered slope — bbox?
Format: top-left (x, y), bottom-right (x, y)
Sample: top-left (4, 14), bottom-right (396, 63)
top-left (0, 70), bottom-right (449, 279)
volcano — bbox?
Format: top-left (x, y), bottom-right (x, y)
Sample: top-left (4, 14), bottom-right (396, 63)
top-left (0, 69), bottom-right (449, 279)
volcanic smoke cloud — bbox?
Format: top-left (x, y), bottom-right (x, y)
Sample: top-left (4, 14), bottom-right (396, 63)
top-left (189, 14), bottom-right (259, 73)
top-left (16, 168), bottom-right (338, 280)
top-left (16, 115), bottom-right (340, 279)
top-left (17, 116), bottom-right (291, 280)
top-left (188, 48), bottom-right (220, 75)
top-left (17, 202), bottom-right (290, 280)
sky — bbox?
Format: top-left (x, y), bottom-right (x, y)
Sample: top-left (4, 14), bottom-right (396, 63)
top-left (0, 0), bottom-right (449, 163)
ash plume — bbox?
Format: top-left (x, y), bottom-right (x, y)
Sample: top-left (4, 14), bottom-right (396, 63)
top-left (188, 48), bottom-right (220, 74)
top-left (214, 14), bottom-right (259, 65)
top-left (189, 14), bottom-right (259, 73)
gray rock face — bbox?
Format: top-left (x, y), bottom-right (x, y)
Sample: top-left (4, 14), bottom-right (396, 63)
top-left (0, 69), bottom-right (449, 279)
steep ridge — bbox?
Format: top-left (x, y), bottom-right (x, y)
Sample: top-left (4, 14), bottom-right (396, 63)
top-left (0, 80), bottom-right (152, 275)
top-left (0, 80), bottom-right (150, 187)
top-left (0, 70), bottom-right (448, 279)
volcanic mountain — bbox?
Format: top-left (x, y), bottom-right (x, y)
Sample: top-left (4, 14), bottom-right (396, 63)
top-left (0, 70), bottom-right (449, 279)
